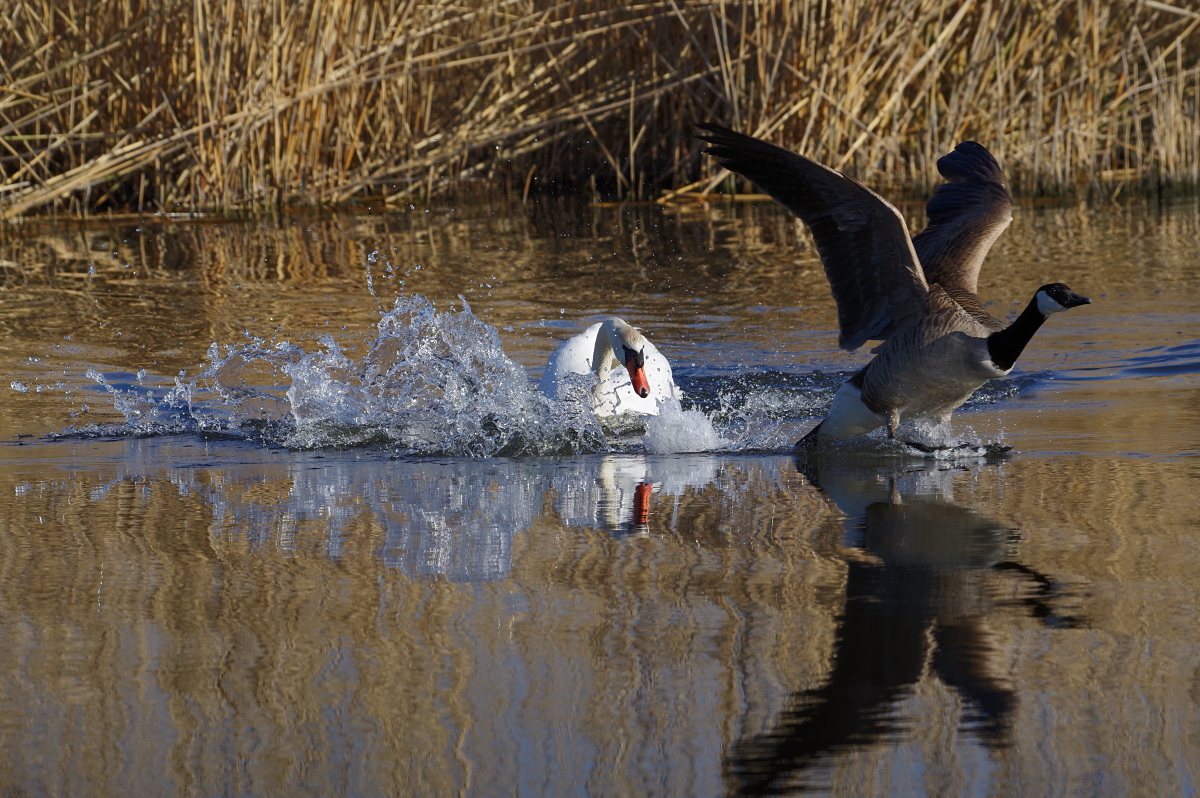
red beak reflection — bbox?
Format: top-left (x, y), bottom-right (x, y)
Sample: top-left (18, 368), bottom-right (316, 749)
top-left (633, 482), bottom-right (654, 528)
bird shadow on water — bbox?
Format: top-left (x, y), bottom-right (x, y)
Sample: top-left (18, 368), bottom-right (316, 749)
top-left (725, 451), bottom-right (1086, 796)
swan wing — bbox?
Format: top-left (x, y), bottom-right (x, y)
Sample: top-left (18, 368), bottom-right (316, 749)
top-left (911, 141), bottom-right (1013, 296)
top-left (538, 322), bottom-right (603, 399)
top-left (640, 336), bottom-right (681, 401)
top-left (699, 123), bottom-right (928, 351)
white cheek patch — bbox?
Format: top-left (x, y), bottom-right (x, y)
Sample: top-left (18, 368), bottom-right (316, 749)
top-left (1036, 290), bottom-right (1067, 315)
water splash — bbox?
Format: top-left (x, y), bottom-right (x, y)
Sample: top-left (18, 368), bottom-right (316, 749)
top-left (81, 368), bottom-right (200, 435)
top-left (55, 296), bottom-right (661, 455)
top-left (46, 294), bottom-right (1047, 458)
top-left (645, 398), bottom-right (730, 454)
top-left (207, 295), bottom-right (611, 456)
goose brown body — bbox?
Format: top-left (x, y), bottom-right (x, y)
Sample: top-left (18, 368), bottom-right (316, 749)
top-left (698, 124), bottom-right (1090, 447)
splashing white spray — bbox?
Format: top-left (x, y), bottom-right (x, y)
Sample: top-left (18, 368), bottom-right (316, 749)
top-left (644, 397), bottom-right (730, 454)
top-left (58, 294), bottom-right (753, 457)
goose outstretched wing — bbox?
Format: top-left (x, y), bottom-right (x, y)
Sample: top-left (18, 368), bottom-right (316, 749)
top-left (911, 141), bottom-right (1013, 296)
top-left (698, 123), bottom-right (928, 351)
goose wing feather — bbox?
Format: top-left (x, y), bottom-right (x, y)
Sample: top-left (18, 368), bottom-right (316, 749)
top-left (911, 141), bottom-right (1013, 295)
top-left (942, 287), bottom-right (1006, 332)
top-left (698, 123), bottom-right (928, 351)
top-left (859, 286), bottom-right (996, 414)
top-left (868, 286), bottom-right (991, 356)
top-left (917, 285), bottom-right (995, 344)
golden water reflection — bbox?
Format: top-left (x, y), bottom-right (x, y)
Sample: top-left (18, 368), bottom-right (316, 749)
top-left (3, 199), bottom-right (1200, 794)
top-left (1, 442), bottom-right (1197, 795)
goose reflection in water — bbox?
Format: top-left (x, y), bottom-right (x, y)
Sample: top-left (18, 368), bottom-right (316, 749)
top-left (728, 456), bottom-right (1083, 796)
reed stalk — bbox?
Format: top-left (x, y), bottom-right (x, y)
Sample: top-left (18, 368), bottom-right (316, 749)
top-left (1, 0), bottom-right (1197, 218)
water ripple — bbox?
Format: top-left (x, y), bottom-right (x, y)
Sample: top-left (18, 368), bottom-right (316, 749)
top-left (1055, 340), bottom-right (1200, 381)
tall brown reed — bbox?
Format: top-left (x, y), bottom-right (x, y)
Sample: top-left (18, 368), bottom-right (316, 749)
top-left (1, 0), bottom-right (1197, 219)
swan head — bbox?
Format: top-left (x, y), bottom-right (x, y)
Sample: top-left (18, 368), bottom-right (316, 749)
top-left (622, 344), bottom-right (651, 398)
top-left (600, 318), bottom-right (652, 398)
top-left (1035, 283), bottom-right (1091, 315)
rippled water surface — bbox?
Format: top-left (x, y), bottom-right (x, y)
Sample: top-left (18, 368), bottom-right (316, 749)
top-left (2, 198), bottom-right (1200, 795)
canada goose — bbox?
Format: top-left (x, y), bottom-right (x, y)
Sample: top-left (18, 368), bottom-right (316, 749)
top-left (539, 317), bottom-right (681, 417)
top-left (698, 124), bottom-right (1091, 449)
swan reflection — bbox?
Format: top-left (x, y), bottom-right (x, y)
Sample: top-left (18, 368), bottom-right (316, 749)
top-left (208, 453), bottom-right (724, 580)
top-left (554, 455), bottom-right (721, 535)
top-left (729, 455), bottom-right (1082, 796)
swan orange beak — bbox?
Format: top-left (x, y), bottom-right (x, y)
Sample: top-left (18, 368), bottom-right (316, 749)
top-left (626, 356), bottom-right (651, 398)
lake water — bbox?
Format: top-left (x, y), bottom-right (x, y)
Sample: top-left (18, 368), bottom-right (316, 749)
top-left (1, 197), bottom-right (1199, 796)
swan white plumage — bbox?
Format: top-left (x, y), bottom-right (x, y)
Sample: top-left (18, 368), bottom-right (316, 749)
top-left (538, 317), bottom-right (681, 417)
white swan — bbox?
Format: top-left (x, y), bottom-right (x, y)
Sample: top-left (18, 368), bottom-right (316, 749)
top-left (538, 317), bottom-right (681, 417)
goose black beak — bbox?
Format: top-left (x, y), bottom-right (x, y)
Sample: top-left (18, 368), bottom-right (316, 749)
top-left (1064, 291), bottom-right (1092, 308)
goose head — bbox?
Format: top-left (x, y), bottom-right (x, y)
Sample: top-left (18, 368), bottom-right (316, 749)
top-left (987, 283), bottom-right (1091, 372)
top-left (595, 318), bottom-right (652, 398)
top-left (1035, 283), bottom-right (1092, 316)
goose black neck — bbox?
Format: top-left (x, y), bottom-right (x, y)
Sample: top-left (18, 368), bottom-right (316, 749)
top-left (987, 298), bottom-right (1047, 371)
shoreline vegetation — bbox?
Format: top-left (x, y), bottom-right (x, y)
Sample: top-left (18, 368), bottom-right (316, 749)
top-left (1, 0), bottom-right (1198, 220)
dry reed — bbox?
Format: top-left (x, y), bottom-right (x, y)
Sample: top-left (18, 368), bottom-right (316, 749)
top-left (1, 0), bottom-right (1198, 219)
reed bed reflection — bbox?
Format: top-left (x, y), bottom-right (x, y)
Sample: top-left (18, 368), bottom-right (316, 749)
top-left (3, 198), bottom-right (1199, 332)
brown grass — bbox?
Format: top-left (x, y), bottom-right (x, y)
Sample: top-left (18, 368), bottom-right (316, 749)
top-left (1, 0), bottom-right (1198, 219)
